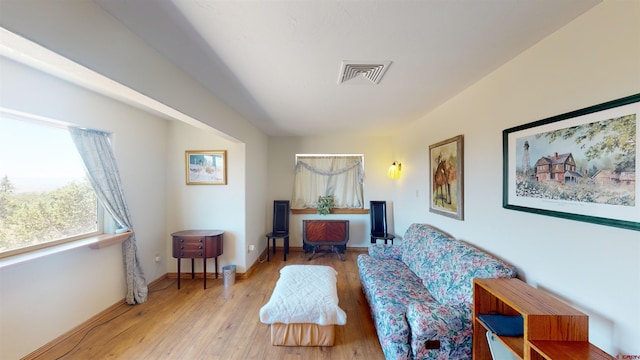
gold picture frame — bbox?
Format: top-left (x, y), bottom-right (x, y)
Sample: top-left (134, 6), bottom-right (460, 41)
top-left (185, 150), bottom-right (227, 185)
top-left (429, 135), bottom-right (464, 220)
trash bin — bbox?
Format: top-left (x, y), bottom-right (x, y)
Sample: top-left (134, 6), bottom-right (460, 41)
top-left (222, 265), bottom-right (236, 287)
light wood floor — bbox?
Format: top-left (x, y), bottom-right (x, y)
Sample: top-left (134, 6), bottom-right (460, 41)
top-left (28, 248), bottom-right (385, 360)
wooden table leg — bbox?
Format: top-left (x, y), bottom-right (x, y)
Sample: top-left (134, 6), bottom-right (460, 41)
top-left (177, 257), bottom-right (181, 289)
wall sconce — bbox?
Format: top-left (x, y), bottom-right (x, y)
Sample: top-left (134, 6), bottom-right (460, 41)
top-left (387, 162), bottom-right (401, 179)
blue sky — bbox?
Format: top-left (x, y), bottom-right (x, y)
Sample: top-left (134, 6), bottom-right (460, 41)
top-left (0, 117), bottom-right (86, 192)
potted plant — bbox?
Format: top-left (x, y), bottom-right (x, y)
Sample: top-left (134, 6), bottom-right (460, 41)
top-left (317, 195), bottom-right (334, 215)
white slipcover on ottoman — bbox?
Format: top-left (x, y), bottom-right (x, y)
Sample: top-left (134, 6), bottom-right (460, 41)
top-left (259, 265), bottom-right (347, 346)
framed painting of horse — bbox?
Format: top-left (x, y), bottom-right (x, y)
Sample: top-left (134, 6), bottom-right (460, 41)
top-left (429, 135), bottom-right (464, 220)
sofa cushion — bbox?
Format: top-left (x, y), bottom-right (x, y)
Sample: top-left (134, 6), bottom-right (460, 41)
top-left (400, 224), bottom-right (458, 282)
top-left (421, 243), bottom-right (517, 304)
top-left (367, 243), bottom-right (402, 261)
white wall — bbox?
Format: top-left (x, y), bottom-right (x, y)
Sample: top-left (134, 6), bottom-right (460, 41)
top-left (0, 0), bottom-right (269, 272)
top-left (267, 135), bottom-right (396, 249)
top-left (243, 128), bottom-right (269, 269)
top-left (0, 0), bottom-right (255, 144)
top-left (165, 121), bottom-right (247, 272)
top-left (0, 57), bottom-right (169, 359)
top-left (392, 1), bottom-right (639, 355)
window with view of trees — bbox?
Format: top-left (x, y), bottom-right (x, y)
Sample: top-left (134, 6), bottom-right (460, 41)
top-left (0, 113), bottom-right (101, 257)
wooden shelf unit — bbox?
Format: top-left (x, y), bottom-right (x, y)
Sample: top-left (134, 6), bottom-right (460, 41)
top-left (472, 278), bottom-right (613, 360)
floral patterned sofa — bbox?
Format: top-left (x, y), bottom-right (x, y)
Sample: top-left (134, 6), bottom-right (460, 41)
top-left (357, 223), bottom-right (517, 359)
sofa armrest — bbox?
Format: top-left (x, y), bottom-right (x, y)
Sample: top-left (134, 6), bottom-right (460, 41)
top-left (406, 302), bottom-right (472, 340)
top-left (406, 302), bottom-right (474, 359)
top-left (368, 244), bottom-right (403, 260)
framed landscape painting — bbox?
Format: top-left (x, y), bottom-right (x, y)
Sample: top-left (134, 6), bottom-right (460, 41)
top-left (429, 135), bottom-right (464, 220)
top-left (185, 150), bottom-right (227, 185)
top-left (503, 94), bottom-right (640, 231)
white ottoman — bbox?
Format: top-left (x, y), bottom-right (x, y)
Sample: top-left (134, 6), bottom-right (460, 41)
top-left (259, 265), bottom-right (347, 346)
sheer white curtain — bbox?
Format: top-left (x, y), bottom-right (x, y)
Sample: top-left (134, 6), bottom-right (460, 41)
top-left (292, 155), bottom-right (364, 209)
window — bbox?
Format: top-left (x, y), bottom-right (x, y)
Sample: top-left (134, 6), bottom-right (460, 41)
top-left (292, 154), bottom-right (364, 209)
top-left (0, 111), bottom-right (102, 257)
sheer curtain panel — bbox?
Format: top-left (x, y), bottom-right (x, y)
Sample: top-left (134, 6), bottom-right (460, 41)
top-left (292, 155), bottom-right (364, 209)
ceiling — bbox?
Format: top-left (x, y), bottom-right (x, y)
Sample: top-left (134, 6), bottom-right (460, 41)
top-left (95, 0), bottom-right (600, 137)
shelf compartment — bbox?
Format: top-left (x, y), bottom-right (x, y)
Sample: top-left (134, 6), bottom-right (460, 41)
top-left (472, 278), bottom-right (612, 360)
top-left (475, 317), bottom-right (524, 358)
top-left (529, 340), bottom-right (613, 360)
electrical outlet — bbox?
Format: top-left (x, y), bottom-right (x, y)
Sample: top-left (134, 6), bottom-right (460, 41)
top-left (154, 254), bottom-right (161, 262)
top-left (248, 245), bottom-right (255, 252)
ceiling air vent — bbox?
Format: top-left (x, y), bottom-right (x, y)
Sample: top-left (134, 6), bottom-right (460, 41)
top-left (338, 61), bottom-right (392, 85)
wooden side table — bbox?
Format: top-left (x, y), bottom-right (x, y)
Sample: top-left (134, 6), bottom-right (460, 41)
top-left (171, 230), bottom-right (223, 289)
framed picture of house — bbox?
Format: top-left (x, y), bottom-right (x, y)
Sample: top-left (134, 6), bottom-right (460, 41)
top-left (429, 135), bottom-right (464, 220)
top-left (185, 150), bottom-right (227, 185)
top-left (503, 94), bottom-right (640, 231)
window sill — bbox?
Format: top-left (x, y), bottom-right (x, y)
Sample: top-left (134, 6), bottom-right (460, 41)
top-left (87, 231), bottom-right (133, 249)
top-left (291, 208), bottom-right (369, 215)
top-left (0, 231), bottom-right (132, 269)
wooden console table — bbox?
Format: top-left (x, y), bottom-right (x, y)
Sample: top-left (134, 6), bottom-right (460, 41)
top-left (302, 220), bottom-right (349, 261)
top-left (171, 230), bottom-right (223, 289)
top-left (472, 278), bottom-right (613, 360)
